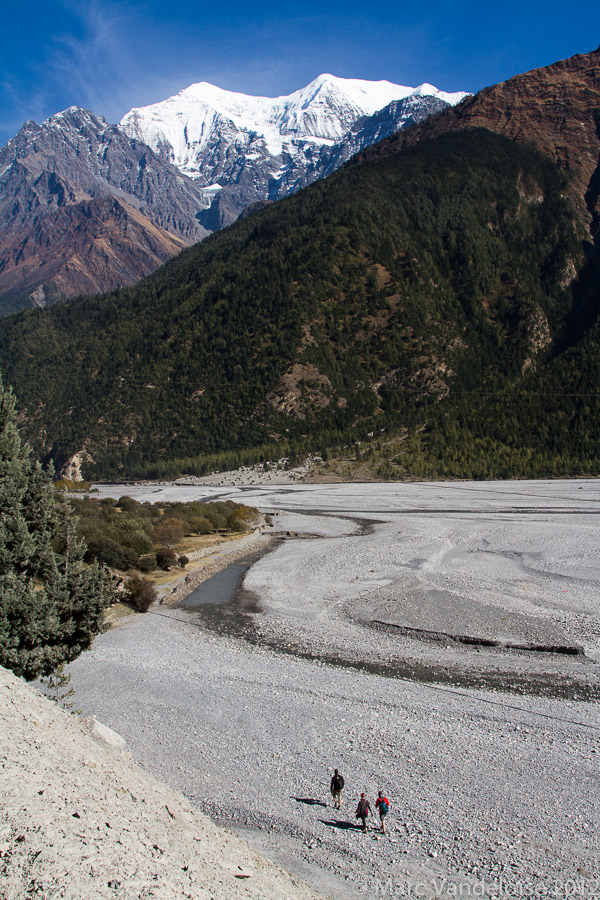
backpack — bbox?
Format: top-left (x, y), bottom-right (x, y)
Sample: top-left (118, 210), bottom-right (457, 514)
top-left (333, 775), bottom-right (344, 790)
top-left (378, 797), bottom-right (389, 814)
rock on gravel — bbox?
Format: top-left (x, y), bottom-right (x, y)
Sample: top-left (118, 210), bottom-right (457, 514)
top-left (0, 665), bottom-right (324, 900)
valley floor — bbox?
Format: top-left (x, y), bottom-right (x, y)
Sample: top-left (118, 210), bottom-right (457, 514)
top-left (67, 480), bottom-right (600, 899)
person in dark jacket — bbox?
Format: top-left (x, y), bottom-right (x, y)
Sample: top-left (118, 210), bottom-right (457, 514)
top-left (355, 792), bottom-right (372, 831)
top-left (330, 768), bottom-right (345, 808)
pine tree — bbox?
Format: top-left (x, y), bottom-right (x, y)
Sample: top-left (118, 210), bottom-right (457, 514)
top-left (0, 374), bottom-right (117, 680)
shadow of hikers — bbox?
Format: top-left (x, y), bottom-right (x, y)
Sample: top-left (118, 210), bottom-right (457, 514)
top-left (293, 797), bottom-right (328, 807)
top-left (319, 819), bottom-right (362, 830)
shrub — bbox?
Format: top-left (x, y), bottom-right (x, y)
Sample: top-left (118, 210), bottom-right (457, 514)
top-left (117, 495), bottom-right (138, 512)
top-left (154, 517), bottom-right (185, 547)
top-left (186, 515), bottom-right (213, 534)
top-left (138, 554), bottom-right (157, 572)
top-left (178, 555), bottom-right (190, 568)
top-left (84, 538), bottom-right (138, 571)
top-left (54, 479), bottom-right (91, 492)
top-left (124, 573), bottom-right (157, 612)
top-left (108, 516), bottom-right (153, 554)
top-left (156, 547), bottom-right (177, 570)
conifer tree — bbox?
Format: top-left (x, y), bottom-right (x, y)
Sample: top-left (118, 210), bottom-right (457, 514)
top-left (0, 374), bottom-right (116, 680)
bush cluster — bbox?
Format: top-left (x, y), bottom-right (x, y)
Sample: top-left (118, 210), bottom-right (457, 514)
top-left (71, 495), bottom-right (257, 573)
top-left (124, 573), bottom-right (157, 612)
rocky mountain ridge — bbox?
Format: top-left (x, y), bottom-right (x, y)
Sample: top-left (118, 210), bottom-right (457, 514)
top-left (0, 108), bottom-right (210, 315)
top-left (0, 75), bottom-right (466, 314)
top-left (2, 50), bottom-right (600, 480)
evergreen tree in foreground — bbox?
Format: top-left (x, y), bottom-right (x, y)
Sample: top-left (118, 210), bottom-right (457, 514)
top-left (0, 374), bottom-right (117, 680)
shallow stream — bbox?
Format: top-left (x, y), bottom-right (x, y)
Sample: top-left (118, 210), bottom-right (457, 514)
top-left (179, 564), bottom-right (250, 608)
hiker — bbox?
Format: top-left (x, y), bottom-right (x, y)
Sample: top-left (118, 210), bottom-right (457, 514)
top-left (330, 768), bottom-right (345, 809)
top-left (355, 792), bottom-right (372, 830)
top-left (375, 790), bottom-right (390, 833)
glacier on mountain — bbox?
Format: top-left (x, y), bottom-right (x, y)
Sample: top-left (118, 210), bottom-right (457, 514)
top-left (121, 74), bottom-right (469, 228)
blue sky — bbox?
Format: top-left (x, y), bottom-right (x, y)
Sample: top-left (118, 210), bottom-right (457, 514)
top-left (1, 0), bottom-right (598, 145)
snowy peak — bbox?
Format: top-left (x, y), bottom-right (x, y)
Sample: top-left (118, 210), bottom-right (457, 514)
top-left (288, 73), bottom-right (417, 113)
top-left (409, 82), bottom-right (469, 105)
top-left (119, 73), bottom-right (470, 232)
top-left (121, 74), bottom-right (469, 174)
top-left (273, 74), bottom-right (416, 137)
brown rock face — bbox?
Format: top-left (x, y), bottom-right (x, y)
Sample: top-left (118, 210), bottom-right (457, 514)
top-left (0, 108), bottom-right (208, 315)
top-left (362, 47), bottom-right (600, 236)
top-left (0, 195), bottom-right (187, 307)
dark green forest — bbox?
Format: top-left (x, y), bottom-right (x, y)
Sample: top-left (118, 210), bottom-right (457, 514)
top-left (1, 127), bottom-right (598, 480)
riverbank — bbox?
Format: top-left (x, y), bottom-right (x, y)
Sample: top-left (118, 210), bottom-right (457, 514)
top-left (155, 528), bottom-right (275, 606)
top-left (67, 604), bottom-right (600, 900)
top-left (96, 479), bottom-right (600, 699)
top-left (1, 665), bottom-right (324, 900)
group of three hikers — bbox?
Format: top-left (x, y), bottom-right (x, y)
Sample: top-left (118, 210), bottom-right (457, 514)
top-left (330, 769), bottom-right (390, 833)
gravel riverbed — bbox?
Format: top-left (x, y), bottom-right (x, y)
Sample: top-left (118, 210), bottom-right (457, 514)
top-left (67, 480), bottom-right (600, 899)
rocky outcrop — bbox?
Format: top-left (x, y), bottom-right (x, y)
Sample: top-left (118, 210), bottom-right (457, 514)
top-left (0, 664), bottom-right (322, 900)
top-left (0, 195), bottom-right (187, 314)
top-left (0, 109), bottom-right (209, 315)
top-left (283, 93), bottom-right (451, 194)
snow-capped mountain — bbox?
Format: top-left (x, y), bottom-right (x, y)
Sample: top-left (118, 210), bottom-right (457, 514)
top-left (121, 74), bottom-right (469, 228)
top-left (0, 73), bottom-right (469, 313)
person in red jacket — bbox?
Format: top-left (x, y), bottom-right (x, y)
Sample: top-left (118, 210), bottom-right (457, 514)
top-left (375, 790), bottom-right (390, 833)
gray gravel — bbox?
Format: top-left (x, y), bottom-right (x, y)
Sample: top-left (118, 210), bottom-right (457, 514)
top-left (1, 666), bottom-right (324, 900)
top-left (68, 480), bottom-right (600, 899)
top-left (67, 610), bottom-right (600, 899)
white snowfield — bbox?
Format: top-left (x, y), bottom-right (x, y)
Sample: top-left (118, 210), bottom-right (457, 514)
top-left (120, 73), bottom-right (469, 178)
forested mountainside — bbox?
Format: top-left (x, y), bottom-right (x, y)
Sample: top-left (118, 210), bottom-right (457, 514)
top-left (1, 121), bottom-right (596, 481)
top-left (359, 47), bottom-right (600, 242)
